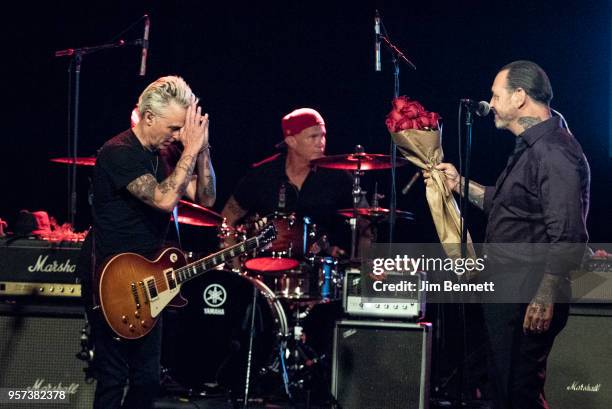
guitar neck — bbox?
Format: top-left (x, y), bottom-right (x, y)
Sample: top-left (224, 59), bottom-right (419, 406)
top-left (173, 236), bottom-right (260, 285)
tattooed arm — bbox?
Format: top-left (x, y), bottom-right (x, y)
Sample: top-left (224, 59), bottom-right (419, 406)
top-left (127, 151), bottom-right (199, 212)
top-left (457, 177), bottom-right (487, 210)
top-left (185, 147), bottom-right (216, 207)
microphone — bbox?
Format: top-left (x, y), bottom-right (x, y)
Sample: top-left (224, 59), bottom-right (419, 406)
top-left (139, 15), bottom-right (150, 76)
top-left (374, 11), bottom-right (381, 72)
top-left (460, 99), bottom-right (490, 117)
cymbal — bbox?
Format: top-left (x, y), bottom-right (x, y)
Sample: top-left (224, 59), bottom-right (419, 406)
top-left (50, 157), bottom-right (96, 166)
top-left (173, 200), bottom-right (224, 227)
top-left (311, 153), bottom-right (409, 170)
top-left (337, 207), bottom-right (414, 220)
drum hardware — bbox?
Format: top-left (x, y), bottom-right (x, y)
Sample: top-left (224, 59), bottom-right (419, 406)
top-left (311, 145), bottom-right (410, 262)
top-left (309, 148), bottom-right (410, 171)
top-left (50, 156), bottom-right (97, 167)
top-left (242, 283), bottom-right (259, 408)
top-left (172, 200), bottom-right (224, 227)
top-left (244, 212), bottom-right (315, 273)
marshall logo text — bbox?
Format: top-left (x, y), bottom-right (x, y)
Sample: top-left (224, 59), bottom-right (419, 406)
top-left (566, 381), bottom-right (602, 392)
top-left (27, 255), bottom-right (76, 273)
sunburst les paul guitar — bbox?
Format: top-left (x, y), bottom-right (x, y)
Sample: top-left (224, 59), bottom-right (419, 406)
top-left (98, 224), bottom-right (276, 339)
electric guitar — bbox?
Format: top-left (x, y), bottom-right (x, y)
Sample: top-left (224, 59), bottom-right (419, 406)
top-left (97, 224), bottom-right (276, 339)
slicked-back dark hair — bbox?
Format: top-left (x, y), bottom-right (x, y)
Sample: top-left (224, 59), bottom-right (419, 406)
top-left (500, 60), bottom-right (553, 105)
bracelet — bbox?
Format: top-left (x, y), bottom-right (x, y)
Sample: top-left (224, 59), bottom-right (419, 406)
top-left (198, 144), bottom-right (211, 154)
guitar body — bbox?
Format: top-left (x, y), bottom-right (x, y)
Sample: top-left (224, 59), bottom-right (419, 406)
top-left (98, 247), bottom-right (188, 339)
top-left (97, 223), bottom-right (277, 340)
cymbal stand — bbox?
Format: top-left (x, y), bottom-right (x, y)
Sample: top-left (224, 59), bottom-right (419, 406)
top-left (349, 145), bottom-right (365, 261)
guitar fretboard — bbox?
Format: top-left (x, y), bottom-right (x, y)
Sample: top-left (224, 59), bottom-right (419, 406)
top-left (171, 237), bottom-right (260, 285)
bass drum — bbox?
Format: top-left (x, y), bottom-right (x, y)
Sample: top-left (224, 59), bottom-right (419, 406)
top-left (162, 270), bottom-right (288, 392)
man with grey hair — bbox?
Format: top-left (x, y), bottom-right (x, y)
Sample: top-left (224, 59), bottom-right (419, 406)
top-left (424, 61), bottom-right (589, 408)
top-left (77, 75), bottom-right (215, 409)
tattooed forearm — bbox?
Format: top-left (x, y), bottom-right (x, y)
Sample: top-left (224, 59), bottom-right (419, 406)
top-left (158, 154), bottom-right (197, 196)
top-left (158, 175), bottom-right (178, 194)
top-left (533, 273), bottom-right (570, 304)
top-left (127, 151), bottom-right (199, 211)
top-left (127, 174), bottom-right (158, 203)
top-left (176, 154), bottom-right (197, 174)
top-left (518, 116), bottom-right (542, 131)
top-left (196, 150), bottom-right (216, 206)
top-left (458, 177), bottom-right (486, 210)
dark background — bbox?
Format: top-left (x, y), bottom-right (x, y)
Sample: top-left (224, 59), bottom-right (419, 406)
top-left (3, 0), bottom-right (611, 246)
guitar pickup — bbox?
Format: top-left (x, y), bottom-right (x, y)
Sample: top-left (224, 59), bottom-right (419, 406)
top-left (143, 277), bottom-right (158, 300)
top-left (164, 269), bottom-right (177, 290)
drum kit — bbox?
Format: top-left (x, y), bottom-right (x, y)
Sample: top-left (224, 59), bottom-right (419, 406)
top-left (50, 148), bottom-right (415, 400)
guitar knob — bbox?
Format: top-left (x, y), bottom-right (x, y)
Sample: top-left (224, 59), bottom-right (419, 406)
top-left (141, 320), bottom-right (147, 327)
top-left (129, 324), bottom-right (135, 331)
top-left (122, 316), bottom-right (128, 323)
top-left (134, 311), bottom-right (140, 318)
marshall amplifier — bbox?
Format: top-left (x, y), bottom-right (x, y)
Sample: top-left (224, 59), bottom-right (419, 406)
top-left (545, 305), bottom-right (612, 409)
top-left (0, 238), bottom-right (82, 298)
top-left (0, 302), bottom-right (95, 408)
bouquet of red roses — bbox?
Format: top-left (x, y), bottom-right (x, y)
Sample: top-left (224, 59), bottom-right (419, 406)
top-left (386, 96), bottom-right (475, 261)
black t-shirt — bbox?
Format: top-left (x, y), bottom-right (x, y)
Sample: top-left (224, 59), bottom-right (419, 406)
top-left (92, 129), bottom-right (170, 259)
top-left (233, 155), bottom-right (354, 248)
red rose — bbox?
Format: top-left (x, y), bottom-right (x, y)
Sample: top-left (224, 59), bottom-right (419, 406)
top-left (428, 112), bottom-right (440, 129)
top-left (385, 117), bottom-right (398, 132)
top-left (392, 96), bottom-right (411, 112)
top-left (417, 115), bottom-right (430, 129)
top-left (388, 109), bottom-right (403, 122)
top-left (401, 104), bottom-right (420, 119)
top-left (386, 96), bottom-right (441, 132)
top-left (397, 117), bottom-right (418, 131)
top-left (402, 100), bottom-right (424, 115)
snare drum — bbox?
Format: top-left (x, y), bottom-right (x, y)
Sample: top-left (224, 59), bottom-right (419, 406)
top-left (244, 213), bottom-right (314, 273)
top-left (162, 270), bottom-right (289, 391)
top-left (251, 257), bottom-right (343, 301)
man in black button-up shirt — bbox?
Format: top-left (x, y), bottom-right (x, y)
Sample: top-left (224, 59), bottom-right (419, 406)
top-left (425, 61), bottom-right (589, 408)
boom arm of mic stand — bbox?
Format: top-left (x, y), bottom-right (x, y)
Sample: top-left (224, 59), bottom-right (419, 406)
top-left (54, 39), bottom-right (141, 58)
top-left (378, 35), bottom-right (417, 70)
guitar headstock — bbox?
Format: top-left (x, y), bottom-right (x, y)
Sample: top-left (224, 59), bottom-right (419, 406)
top-left (257, 222), bottom-right (277, 246)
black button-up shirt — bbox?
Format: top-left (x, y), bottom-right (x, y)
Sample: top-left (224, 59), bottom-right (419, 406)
top-left (482, 117), bottom-right (590, 277)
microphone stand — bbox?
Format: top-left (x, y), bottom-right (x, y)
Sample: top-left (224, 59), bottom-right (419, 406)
top-left (460, 108), bottom-right (473, 258)
top-left (55, 38), bottom-right (144, 227)
top-left (454, 106), bottom-right (474, 405)
top-left (376, 26), bottom-right (416, 243)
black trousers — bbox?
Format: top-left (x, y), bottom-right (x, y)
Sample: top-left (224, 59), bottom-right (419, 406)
top-left (77, 234), bottom-right (162, 409)
top-left (482, 303), bottom-right (569, 409)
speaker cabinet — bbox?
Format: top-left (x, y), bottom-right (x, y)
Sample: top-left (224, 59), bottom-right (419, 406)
top-left (546, 305), bottom-right (612, 409)
top-left (0, 303), bottom-right (95, 408)
top-left (332, 319), bottom-right (431, 409)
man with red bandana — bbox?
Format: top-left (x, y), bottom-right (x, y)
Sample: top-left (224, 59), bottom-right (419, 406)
top-left (222, 107), bottom-right (367, 260)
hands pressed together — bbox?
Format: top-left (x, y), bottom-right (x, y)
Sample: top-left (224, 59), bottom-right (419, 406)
top-left (178, 102), bottom-right (209, 155)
